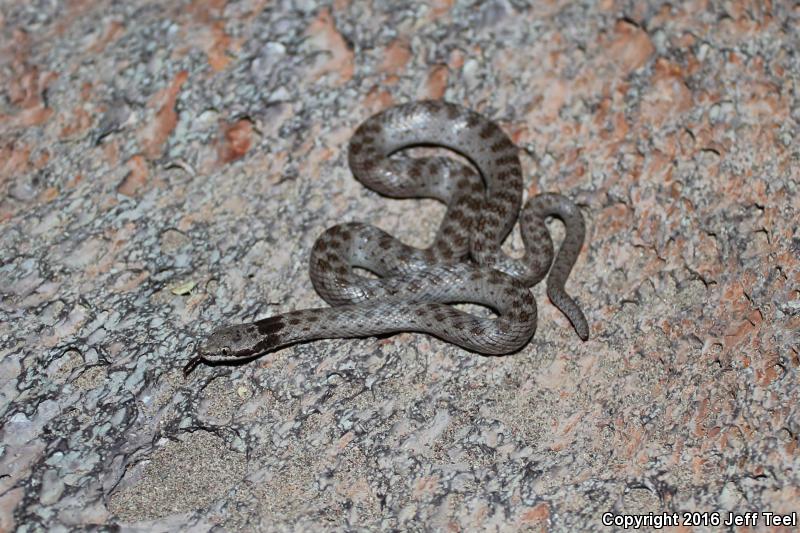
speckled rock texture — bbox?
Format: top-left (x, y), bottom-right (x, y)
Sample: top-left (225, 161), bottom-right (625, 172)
top-left (1, 1), bottom-right (798, 531)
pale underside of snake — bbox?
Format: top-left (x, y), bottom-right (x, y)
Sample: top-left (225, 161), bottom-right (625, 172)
top-left (185, 100), bottom-right (589, 374)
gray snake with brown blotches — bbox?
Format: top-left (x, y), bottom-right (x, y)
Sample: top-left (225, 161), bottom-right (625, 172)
top-left (185, 100), bottom-right (588, 374)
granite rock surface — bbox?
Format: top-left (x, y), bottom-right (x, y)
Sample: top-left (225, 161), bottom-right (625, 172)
top-left (1, 0), bottom-right (798, 531)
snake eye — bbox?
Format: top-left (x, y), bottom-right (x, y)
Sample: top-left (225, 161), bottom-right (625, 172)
top-left (221, 347), bottom-right (231, 356)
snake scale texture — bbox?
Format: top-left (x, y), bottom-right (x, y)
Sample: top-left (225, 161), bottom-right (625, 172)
top-left (185, 100), bottom-right (588, 374)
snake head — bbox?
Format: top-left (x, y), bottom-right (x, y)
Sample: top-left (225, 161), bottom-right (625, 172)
top-left (183, 323), bottom-right (261, 375)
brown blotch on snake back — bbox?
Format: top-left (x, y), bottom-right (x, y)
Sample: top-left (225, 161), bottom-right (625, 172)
top-left (465, 197), bottom-right (482, 210)
top-left (494, 154), bottom-right (518, 166)
top-left (490, 138), bottom-right (514, 152)
top-left (464, 113), bottom-right (481, 128)
top-left (420, 100), bottom-right (440, 114)
top-left (446, 104), bottom-right (461, 120)
top-left (479, 123), bottom-right (496, 139)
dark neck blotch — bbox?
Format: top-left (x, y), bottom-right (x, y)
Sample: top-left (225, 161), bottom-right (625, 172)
top-left (256, 316), bottom-right (285, 336)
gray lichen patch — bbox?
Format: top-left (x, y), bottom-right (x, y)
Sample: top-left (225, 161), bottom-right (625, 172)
top-left (108, 430), bottom-right (246, 523)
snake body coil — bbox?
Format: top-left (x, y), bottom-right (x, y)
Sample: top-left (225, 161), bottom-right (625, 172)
top-left (186, 101), bottom-right (588, 373)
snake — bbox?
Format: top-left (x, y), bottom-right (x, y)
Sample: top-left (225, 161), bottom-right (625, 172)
top-left (184, 100), bottom-right (588, 374)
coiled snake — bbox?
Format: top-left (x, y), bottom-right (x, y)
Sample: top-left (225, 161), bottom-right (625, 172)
top-left (185, 101), bottom-right (588, 374)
